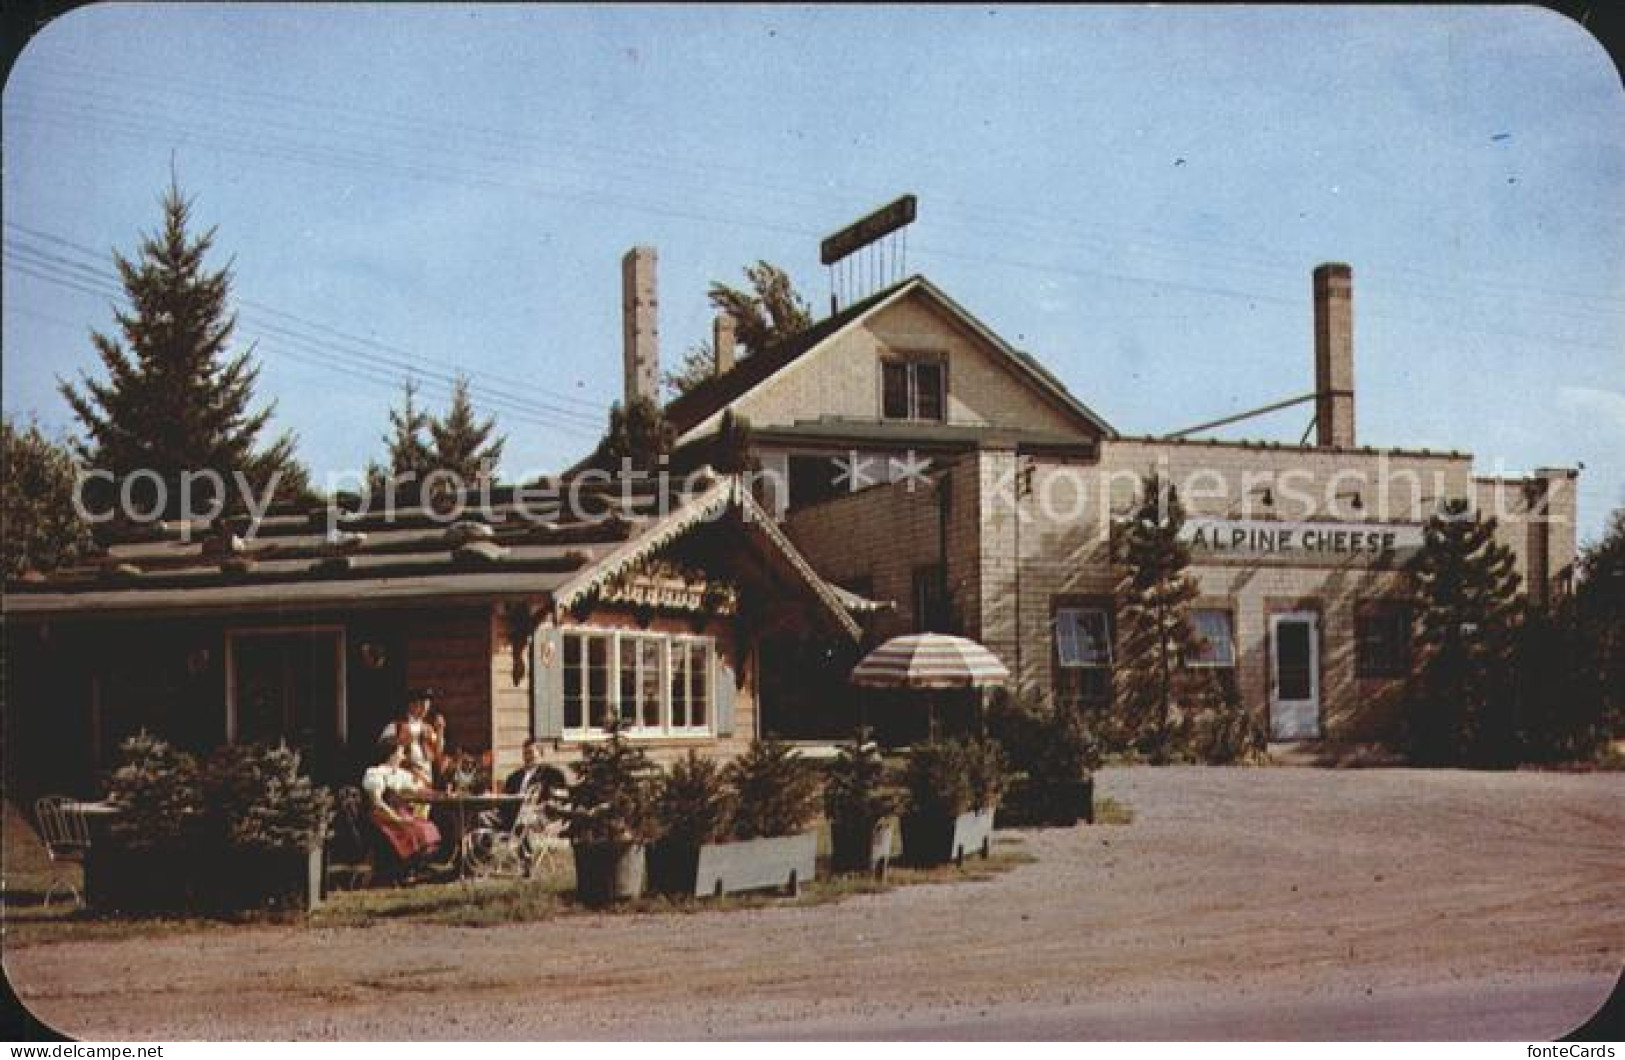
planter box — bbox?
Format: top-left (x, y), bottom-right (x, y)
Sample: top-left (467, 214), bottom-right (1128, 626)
top-left (571, 841), bottom-right (647, 907)
top-left (998, 776), bottom-right (1095, 828)
top-left (83, 843), bottom-right (193, 914)
top-left (202, 845), bottom-right (325, 913)
top-left (660, 832), bottom-right (817, 898)
top-left (829, 818), bottom-right (895, 880)
top-left (902, 807), bottom-right (996, 867)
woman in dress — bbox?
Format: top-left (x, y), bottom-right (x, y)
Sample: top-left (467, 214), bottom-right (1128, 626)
top-left (361, 742), bottom-right (442, 866)
top-left (377, 687), bottom-right (444, 784)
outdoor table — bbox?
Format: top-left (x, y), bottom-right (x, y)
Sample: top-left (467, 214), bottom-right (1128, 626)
top-left (398, 791), bottom-right (526, 876)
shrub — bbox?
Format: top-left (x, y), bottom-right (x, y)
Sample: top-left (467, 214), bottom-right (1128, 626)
top-left (822, 732), bottom-right (896, 834)
top-left (201, 742), bottom-right (334, 852)
top-left (563, 720), bottom-right (655, 844)
top-left (725, 739), bottom-right (820, 839)
top-left (106, 731), bottom-right (203, 850)
top-left (655, 750), bottom-right (734, 847)
top-left (901, 742), bottom-right (972, 819)
top-left (988, 690), bottom-right (1100, 785)
top-left (963, 736), bottom-right (1007, 808)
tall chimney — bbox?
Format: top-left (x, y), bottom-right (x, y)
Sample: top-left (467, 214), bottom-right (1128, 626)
top-left (621, 246), bottom-right (659, 406)
top-left (713, 312), bottom-right (736, 376)
top-left (1313, 262), bottom-right (1355, 448)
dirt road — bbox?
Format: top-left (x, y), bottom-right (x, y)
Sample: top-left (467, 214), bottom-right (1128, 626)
top-left (6, 766), bottom-right (1622, 1040)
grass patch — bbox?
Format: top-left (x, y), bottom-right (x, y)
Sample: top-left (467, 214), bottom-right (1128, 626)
top-left (1093, 797), bottom-right (1134, 825)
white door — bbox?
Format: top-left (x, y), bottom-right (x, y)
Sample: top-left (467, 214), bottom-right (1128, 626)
top-left (1269, 612), bottom-right (1320, 740)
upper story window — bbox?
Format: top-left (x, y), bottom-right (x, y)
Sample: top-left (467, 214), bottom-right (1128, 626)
top-left (1054, 603), bottom-right (1113, 710)
top-left (881, 359), bottom-right (946, 422)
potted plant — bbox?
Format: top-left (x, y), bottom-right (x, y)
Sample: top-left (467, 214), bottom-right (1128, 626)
top-left (647, 750), bottom-right (735, 896)
top-left (823, 732), bottom-right (897, 878)
top-left (678, 739), bottom-right (819, 897)
top-left (200, 742), bottom-right (334, 912)
top-left (563, 721), bottom-right (655, 907)
top-left (900, 738), bottom-right (1004, 867)
top-left (989, 691), bottom-right (1098, 827)
top-left (94, 732), bottom-right (204, 912)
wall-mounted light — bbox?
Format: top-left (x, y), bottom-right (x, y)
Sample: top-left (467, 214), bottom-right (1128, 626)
top-left (186, 647), bottom-right (212, 676)
top-left (359, 642), bottom-right (388, 670)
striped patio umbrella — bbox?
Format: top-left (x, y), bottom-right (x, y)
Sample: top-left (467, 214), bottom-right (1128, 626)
top-left (851, 634), bottom-right (1010, 742)
top-left (850, 633), bottom-right (1011, 689)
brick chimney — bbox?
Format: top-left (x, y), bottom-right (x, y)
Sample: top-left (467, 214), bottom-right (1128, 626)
top-left (621, 246), bottom-right (659, 406)
top-left (1313, 262), bottom-right (1355, 448)
top-left (713, 312), bottom-right (736, 376)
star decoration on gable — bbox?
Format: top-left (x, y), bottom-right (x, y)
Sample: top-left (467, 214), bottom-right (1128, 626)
top-left (890, 451), bottom-right (934, 492)
top-left (832, 451), bottom-right (877, 493)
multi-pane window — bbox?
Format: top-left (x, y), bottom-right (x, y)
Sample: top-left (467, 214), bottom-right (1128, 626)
top-left (1356, 601), bottom-right (1411, 679)
top-left (562, 630), bottom-right (714, 736)
top-left (881, 360), bottom-right (946, 422)
top-left (1055, 605), bottom-right (1112, 708)
top-left (1189, 609), bottom-right (1236, 667)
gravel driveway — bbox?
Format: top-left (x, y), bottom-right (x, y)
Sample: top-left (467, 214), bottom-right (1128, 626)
top-left (7, 766), bottom-right (1622, 1040)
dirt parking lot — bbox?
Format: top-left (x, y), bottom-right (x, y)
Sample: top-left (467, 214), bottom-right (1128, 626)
top-left (6, 766), bottom-right (1622, 1040)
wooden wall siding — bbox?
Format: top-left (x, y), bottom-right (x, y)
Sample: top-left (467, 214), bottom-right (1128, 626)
top-left (489, 602), bottom-right (759, 781)
top-left (402, 608), bottom-right (493, 758)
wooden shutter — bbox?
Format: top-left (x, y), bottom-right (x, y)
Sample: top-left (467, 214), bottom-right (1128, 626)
top-left (531, 625), bottom-right (565, 739)
top-left (714, 650), bottom-right (737, 737)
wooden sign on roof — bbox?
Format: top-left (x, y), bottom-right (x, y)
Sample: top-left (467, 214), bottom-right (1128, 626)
top-left (820, 194), bottom-right (918, 266)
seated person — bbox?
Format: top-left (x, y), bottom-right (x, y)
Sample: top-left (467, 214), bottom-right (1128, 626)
top-left (361, 743), bottom-right (442, 868)
top-left (482, 739), bottom-right (566, 830)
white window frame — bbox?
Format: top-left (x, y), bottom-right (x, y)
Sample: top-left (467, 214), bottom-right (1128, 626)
top-left (1188, 608), bottom-right (1237, 669)
top-left (561, 627), bottom-right (715, 740)
top-left (880, 357), bottom-right (948, 423)
top-left (224, 625), bottom-right (348, 745)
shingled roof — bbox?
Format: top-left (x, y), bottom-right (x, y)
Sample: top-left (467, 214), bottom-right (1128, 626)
top-left (664, 275), bottom-right (1117, 440)
top-left (2, 473), bottom-right (861, 635)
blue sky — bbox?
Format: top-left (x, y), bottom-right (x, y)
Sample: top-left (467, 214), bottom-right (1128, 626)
top-left (3, 4), bottom-right (1622, 542)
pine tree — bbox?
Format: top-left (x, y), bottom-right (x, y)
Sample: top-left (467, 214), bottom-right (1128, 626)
top-left (58, 181), bottom-right (309, 519)
top-left (1108, 471), bottom-right (1217, 761)
top-left (661, 341), bottom-right (718, 400)
top-left (2, 415), bottom-right (92, 577)
top-left (1405, 500), bottom-right (1524, 766)
top-left (592, 395), bottom-right (674, 473)
top-left (382, 378), bottom-right (434, 480)
top-left (427, 375), bottom-right (504, 484)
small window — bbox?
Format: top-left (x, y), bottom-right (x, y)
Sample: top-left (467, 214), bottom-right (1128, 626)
top-left (880, 359), bottom-right (946, 422)
top-left (1056, 607), bottom-right (1112, 668)
top-left (1356, 601), bottom-right (1411, 679)
top-left (881, 362), bottom-right (910, 420)
top-left (1189, 609), bottom-right (1236, 667)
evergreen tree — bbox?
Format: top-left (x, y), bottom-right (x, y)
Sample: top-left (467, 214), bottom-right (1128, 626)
top-left (1404, 500), bottom-right (1523, 766)
top-left (592, 395), bottom-right (674, 473)
top-left (2, 415), bottom-right (93, 577)
top-left (58, 181), bottom-right (309, 519)
top-left (427, 375), bottom-right (504, 484)
top-left (381, 378), bottom-right (434, 480)
top-left (709, 409), bottom-right (757, 475)
top-left (1573, 507), bottom-right (1625, 751)
top-left (1109, 471), bottom-right (1223, 761)
top-left (661, 340), bottom-right (717, 400)
top-left (661, 262), bottom-right (812, 399)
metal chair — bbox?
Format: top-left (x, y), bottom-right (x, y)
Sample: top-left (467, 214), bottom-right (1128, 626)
top-left (33, 796), bottom-right (91, 909)
top-left (461, 787), bottom-right (559, 881)
top-left (325, 787), bottom-right (376, 892)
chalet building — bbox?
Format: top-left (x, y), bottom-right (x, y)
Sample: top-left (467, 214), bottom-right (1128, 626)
top-left (652, 253), bottom-right (1578, 745)
top-left (2, 245), bottom-right (1581, 784)
top-left (3, 471), bottom-right (865, 793)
